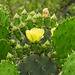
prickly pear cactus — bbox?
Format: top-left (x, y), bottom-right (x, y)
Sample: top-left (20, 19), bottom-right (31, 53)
top-left (17, 54), bottom-right (59, 75)
top-left (11, 9), bottom-right (54, 62)
top-left (0, 4), bottom-right (10, 28)
top-left (52, 17), bottom-right (75, 67)
top-left (12, 8), bottom-right (52, 45)
top-left (61, 52), bottom-right (75, 75)
top-left (0, 39), bottom-right (13, 61)
top-left (0, 61), bottom-right (19, 75)
top-left (0, 6), bottom-right (63, 75)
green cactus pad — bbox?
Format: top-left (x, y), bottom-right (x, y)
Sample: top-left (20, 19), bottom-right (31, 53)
top-left (0, 39), bottom-right (13, 61)
top-left (0, 25), bottom-right (10, 39)
top-left (17, 54), bottom-right (58, 75)
top-left (0, 61), bottom-right (19, 75)
top-left (61, 52), bottom-right (75, 75)
top-left (52, 17), bottom-right (75, 67)
top-left (0, 5), bottom-right (10, 28)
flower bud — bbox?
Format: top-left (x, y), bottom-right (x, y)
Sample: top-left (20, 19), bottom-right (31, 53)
top-left (43, 8), bottom-right (50, 18)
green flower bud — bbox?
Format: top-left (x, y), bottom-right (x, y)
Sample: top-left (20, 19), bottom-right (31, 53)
top-left (7, 52), bottom-right (14, 59)
top-left (12, 26), bottom-right (18, 31)
top-left (41, 44), bottom-right (47, 49)
top-left (29, 11), bottom-right (36, 16)
top-left (36, 13), bottom-right (42, 18)
top-left (26, 15), bottom-right (33, 21)
top-left (44, 40), bottom-right (50, 46)
top-left (19, 22), bottom-right (26, 28)
top-left (15, 43), bottom-right (22, 49)
top-left (24, 44), bottom-right (30, 49)
top-left (33, 14), bottom-right (37, 19)
top-left (10, 39), bottom-right (16, 45)
top-left (51, 13), bottom-right (57, 20)
top-left (13, 13), bottom-right (20, 19)
top-left (21, 9), bottom-right (27, 15)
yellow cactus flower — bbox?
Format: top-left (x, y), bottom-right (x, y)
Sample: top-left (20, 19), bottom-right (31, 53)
top-left (51, 27), bottom-right (56, 37)
top-left (26, 28), bottom-right (44, 43)
top-left (43, 8), bottom-right (50, 18)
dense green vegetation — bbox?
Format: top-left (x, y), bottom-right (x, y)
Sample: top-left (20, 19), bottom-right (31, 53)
top-left (0, 0), bottom-right (75, 75)
top-left (0, 0), bottom-right (75, 21)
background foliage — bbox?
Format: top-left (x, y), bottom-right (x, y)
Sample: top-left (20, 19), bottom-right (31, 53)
top-left (0, 0), bottom-right (75, 22)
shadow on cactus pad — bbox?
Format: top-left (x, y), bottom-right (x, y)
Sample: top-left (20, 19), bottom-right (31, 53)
top-left (17, 54), bottom-right (59, 75)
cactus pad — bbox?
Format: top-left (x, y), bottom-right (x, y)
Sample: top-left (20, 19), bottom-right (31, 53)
top-left (0, 5), bottom-right (10, 28)
top-left (0, 61), bottom-right (19, 75)
top-left (52, 17), bottom-right (75, 67)
top-left (17, 54), bottom-right (58, 75)
top-left (0, 39), bottom-right (13, 61)
top-left (61, 52), bottom-right (75, 75)
top-left (0, 25), bottom-right (10, 39)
